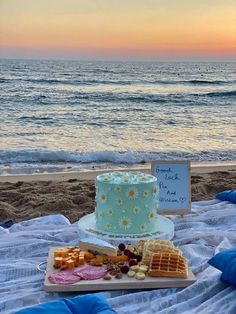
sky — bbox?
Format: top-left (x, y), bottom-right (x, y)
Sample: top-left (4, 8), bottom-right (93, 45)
top-left (0, 0), bottom-right (235, 61)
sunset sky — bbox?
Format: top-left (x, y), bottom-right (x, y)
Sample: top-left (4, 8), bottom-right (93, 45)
top-left (0, 0), bottom-right (235, 61)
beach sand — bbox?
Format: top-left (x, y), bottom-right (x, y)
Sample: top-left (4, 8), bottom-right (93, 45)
top-left (0, 165), bottom-right (235, 224)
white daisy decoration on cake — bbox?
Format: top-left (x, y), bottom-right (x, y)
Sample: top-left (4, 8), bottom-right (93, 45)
top-left (108, 208), bottom-right (113, 216)
top-left (141, 176), bottom-right (147, 181)
top-left (99, 174), bottom-right (107, 181)
top-left (152, 185), bottom-right (159, 195)
top-left (148, 211), bottom-right (156, 221)
top-left (123, 177), bottom-right (129, 183)
top-left (143, 190), bottom-right (149, 198)
top-left (103, 176), bottom-right (111, 182)
top-left (100, 194), bottom-right (107, 202)
top-left (127, 188), bottom-right (138, 199)
top-left (119, 217), bottom-right (132, 230)
top-left (140, 223), bottom-right (147, 232)
top-left (99, 212), bottom-right (104, 218)
top-left (133, 206), bottom-right (141, 214)
top-left (114, 185), bottom-right (122, 192)
top-left (105, 223), bottom-right (112, 230)
top-left (116, 198), bottom-right (123, 206)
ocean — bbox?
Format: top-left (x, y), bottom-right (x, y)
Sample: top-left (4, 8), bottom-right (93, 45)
top-left (0, 59), bottom-right (235, 174)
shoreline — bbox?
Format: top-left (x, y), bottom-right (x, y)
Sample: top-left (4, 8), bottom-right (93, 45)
top-left (0, 161), bottom-right (236, 183)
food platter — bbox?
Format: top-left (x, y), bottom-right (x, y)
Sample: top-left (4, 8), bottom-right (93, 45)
top-left (44, 248), bottom-right (196, 292)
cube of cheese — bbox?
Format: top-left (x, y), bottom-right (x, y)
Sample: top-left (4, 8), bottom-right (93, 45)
top-left (79, 252), bottom-right (85, 265)
top-left (54, 257), bottom-right (64, 268)
top-left (73, 248), bottom-right (80, 255)
top-left (65, 259), bottom-right (75, 270)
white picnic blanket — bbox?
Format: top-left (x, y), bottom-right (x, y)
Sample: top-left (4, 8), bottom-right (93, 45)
top-left (0, 199), bottom-right (236, 314)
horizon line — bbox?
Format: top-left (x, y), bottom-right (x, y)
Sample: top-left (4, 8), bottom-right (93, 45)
top-left (1, 56), bottom-right (236, 63)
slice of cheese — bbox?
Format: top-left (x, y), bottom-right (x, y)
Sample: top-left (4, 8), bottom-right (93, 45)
top-left (79, 237), bottom-right (117, 256)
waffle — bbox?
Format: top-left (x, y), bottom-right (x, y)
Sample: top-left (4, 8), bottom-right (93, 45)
top-left (143, 240), bottom-right (176, 253)
top-left (142, 240), bottom-right (182, 265)
top-left (148, 252), bottom-right (188, 278)
top-left (144, 239), bottom-right (174, 247)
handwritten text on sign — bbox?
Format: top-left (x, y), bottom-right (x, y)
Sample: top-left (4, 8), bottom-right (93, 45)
top-left (151, 161), bottom-right (191, 214)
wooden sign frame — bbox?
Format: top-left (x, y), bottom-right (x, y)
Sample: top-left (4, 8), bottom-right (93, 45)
top-left (151, 160), bottom-right (191, 215)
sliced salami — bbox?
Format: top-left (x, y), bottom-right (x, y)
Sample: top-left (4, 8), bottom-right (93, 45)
top-left (48, 269), bottom-right (81, 285)
top-left (73, 264), bottom-right (107, 280)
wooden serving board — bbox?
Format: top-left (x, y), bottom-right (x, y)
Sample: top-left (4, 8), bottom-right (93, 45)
top-left (44, 248), bottom-right (196, 292)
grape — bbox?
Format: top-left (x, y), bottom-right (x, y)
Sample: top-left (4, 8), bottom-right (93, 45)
top-left (128, 251), bottom-right (136, 259)
top-left (124, 249), bottom-right (131, 257)
top-left (129, 259), bottom-right (138, 266)
top-left (118, 243), bottom-right (126, 251)
top-left (135, 255), bottom-right (142, 263)
top-left (120, 265), bottom-right (130, 274)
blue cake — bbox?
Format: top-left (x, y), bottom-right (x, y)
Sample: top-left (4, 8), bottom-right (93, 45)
top-left (95, 171), bottom-right (158, 235)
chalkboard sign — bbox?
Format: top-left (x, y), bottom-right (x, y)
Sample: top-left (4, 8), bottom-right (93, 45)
top-left (151, 160), bottom-right (191, 215)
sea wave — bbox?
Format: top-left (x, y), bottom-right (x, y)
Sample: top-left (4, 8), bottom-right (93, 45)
top-left (1, 76), bottom-right (235, 87)
top-left (184, 79), bottom-right (229, 85)
top-left (152, 79), bottom-right (234, 85)
top-left (0, 78), bottom-right (11, 83)
top-left (205, 90), bottom-right (236, 97)
top-left (69, 90), bottom-right (236, 103)
top-left (1, 149), bottom-right (236, 165)
top-left (2, 88), bottom-right (235, 105)
top-left (19, 78), bottom-right (132, 86)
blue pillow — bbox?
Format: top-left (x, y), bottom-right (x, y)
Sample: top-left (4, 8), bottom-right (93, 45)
top-left (208, 247), bottom-right (236, 286)
top-left (216, 190), bottom-right (236, 204)
top-left (15, 294), bottom-right (117, 314)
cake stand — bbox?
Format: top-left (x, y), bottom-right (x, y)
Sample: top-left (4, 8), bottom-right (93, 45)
top-left (78, 213), bottom-right (175, 246)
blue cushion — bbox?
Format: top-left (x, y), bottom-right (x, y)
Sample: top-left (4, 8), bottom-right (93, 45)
top-left (0, 219), bottom-right (14, 228)
top-left (208, 247), bottom-right (236, 286)
top-left (15, 294), bottom-right (117, 314)
top-left (216, 190), bottom-right (236, 204)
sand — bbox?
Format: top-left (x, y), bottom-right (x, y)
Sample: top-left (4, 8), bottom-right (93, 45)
top-left (0, 165), bottom-right (236, 224)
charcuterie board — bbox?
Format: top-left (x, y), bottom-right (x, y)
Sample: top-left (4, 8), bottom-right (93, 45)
top-left (44, 248), bottom-right (196, 292)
